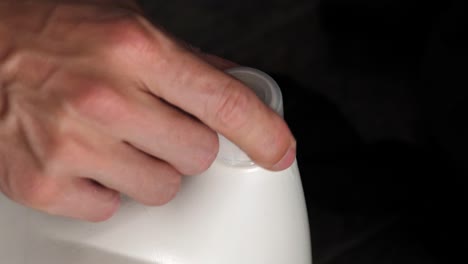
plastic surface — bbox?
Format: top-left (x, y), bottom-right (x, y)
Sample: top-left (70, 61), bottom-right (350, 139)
top-left (0, 67), bottom-right (312, 264)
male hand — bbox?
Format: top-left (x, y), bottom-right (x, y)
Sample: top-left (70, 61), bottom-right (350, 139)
top-left (0, 0), bottom-right (296, 222)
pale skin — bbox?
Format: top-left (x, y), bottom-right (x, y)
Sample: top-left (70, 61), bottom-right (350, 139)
top-left (0, 0), bottom-right (296, 222)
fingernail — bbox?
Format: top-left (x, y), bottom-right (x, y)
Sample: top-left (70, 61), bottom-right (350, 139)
top-left (271, 143), bottom-right (296, 171)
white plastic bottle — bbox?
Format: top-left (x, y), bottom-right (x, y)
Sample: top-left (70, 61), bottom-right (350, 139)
top-left (0, 67), bottom-right (312, 264)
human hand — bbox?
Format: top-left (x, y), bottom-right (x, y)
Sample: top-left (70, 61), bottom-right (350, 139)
top-left (0, 0), bottom-right (296, 221)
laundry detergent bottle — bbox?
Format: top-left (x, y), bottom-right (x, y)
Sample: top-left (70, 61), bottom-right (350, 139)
top-left (0, 66), bottom-right (312, 264)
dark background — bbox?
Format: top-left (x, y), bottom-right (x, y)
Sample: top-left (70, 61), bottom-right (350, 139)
top-left (140, 1), bottom-right (468, 263)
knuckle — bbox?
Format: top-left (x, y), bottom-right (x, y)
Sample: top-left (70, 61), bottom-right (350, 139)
top-left (213, 80), bottom-right (251, 131)
top-left (104, 16), bottom-right (154, 57)
top-left (68, 81), bottom-right (129, 123)
top-left (0, 47), bottom-right (22, 79)
top-left (0, 48), bottom-right (54, 85)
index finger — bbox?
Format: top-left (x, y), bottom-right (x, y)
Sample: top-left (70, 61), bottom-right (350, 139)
top-left (140, 49), bottom-right (296, 171)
